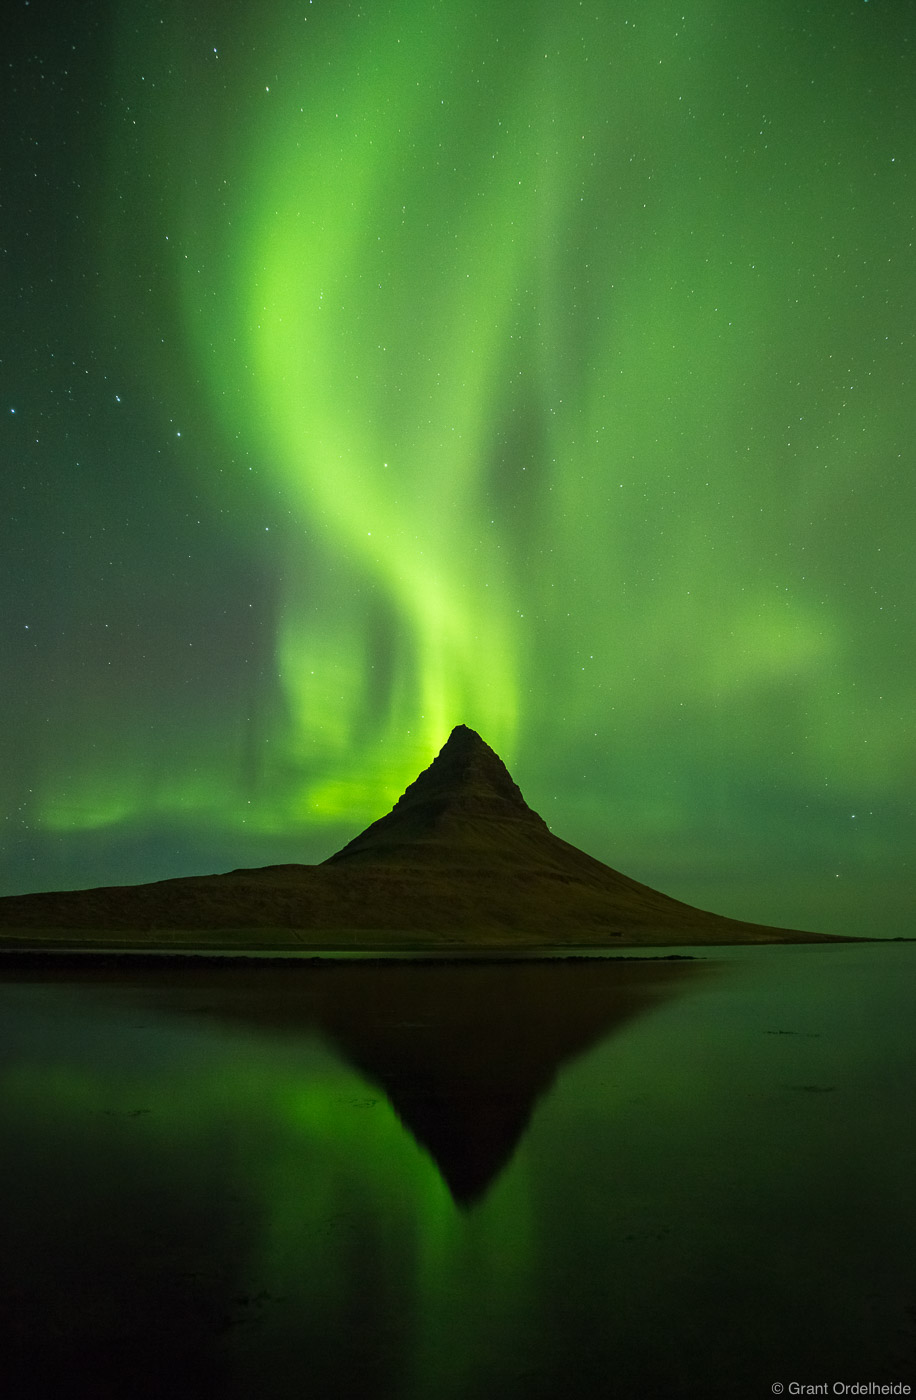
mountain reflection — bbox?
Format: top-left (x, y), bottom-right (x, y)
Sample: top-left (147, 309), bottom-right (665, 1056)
top-left (136, 957), bottom-right (707, 1203)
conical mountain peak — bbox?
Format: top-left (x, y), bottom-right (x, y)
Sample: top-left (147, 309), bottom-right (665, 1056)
top-left (0, 726), bottom-right (831, 948)
top-left (404, 725), bottom-right (534, 812)
top-left (326, 726), bottom-right (547, 863)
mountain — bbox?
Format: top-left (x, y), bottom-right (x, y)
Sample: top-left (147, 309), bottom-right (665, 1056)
top-left (0, 725), bottom-right (840, 949)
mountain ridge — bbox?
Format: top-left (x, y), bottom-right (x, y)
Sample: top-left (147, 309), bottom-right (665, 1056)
top-left (0, 726), bottom-right (846, 948)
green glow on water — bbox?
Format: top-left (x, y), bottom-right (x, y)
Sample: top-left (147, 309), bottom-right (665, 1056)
top-left (2, 947), bottom-right (915, 1393)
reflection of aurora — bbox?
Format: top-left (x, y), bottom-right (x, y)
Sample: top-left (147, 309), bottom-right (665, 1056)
top-left (0, 1029), bottom-right (536, 1398)
top-left (4, 947), bottom-right (916, 1396)
top-left (7, 0), bottom-right (912, 937)
top-left (183, 959), bottom-right (692, 1204)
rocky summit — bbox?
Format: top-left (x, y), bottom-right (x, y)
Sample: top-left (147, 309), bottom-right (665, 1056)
top-left (326, 724), bottom-right (549, 863)
top-left (0, 726), bottom-right (842, 949)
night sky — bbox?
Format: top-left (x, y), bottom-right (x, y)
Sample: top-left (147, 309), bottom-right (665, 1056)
top-left (3, 0), bottom-right (913, 937)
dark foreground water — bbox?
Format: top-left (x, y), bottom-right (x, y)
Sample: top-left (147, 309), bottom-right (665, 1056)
top-left (0, 943), bottom-right (913, 1400)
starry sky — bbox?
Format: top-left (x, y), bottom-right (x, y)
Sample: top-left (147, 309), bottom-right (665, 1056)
top-left (2, 0), bottom-right (913, 937)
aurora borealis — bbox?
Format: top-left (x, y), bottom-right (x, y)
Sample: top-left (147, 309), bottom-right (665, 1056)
top-left (3, 0), bottom-right (914, 935)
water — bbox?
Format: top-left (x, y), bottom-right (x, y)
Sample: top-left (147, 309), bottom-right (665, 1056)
top-left (0, 944), bottom-right (913, 1399)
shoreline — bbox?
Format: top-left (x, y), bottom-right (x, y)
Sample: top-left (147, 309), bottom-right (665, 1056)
top-left (0, 935), bottom-right (882, 970)
top-left (0, 950), bottom-right (705, 967)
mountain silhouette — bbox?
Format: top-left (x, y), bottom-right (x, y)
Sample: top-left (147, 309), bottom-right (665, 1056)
top-left (303, 959), bottom-right (702, 1203)
top-left (0, 725), bottom-right (838, 947)
top-left (87, 956), bottom-right (707, 1204)
top-left (328, 723), bottom-right (548, 862)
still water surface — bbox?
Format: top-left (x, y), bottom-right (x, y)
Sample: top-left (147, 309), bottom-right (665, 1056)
top-left (0, 944), bottom-right (913, 1399)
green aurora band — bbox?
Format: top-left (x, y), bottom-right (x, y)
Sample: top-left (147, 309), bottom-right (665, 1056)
top-left (7, 0), bottom-right (914, 934)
